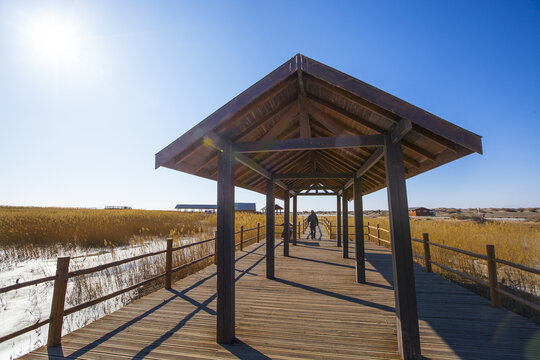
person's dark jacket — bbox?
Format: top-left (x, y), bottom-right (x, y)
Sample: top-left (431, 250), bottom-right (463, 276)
top-left (307, 213), bottom-right (318, 227)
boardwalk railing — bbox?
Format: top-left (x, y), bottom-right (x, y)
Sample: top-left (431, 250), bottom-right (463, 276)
top-left (0, 223), bottom-right (267, 347)
top-left (323, 217), bottom-right (539, 314)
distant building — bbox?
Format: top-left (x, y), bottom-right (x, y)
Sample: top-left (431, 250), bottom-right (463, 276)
top-left (105, 206), bottom-right (132, 210)
top-left (409, 207), bottom-right (435, 216)
top-left (175, 203), bottom-right (256, 213)
top-left (261, 204), bottom-right (283, 214)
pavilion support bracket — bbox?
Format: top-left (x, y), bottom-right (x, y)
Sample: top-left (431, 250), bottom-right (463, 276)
top-left (384, 133), bottom-right (421, 359)
top-left (216, 141), bottom-right (235, 344)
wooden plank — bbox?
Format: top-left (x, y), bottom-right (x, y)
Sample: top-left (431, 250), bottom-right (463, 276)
top-left (216, 141), bottom-right (235, 343)
top-left (234, 135), bottom-right (384, 153)
top-left (257, 101), bottom-right (300, 141)
top-left (384, 133), bottom-right (421, 359)
top-left (354, 177), bottom-right (365, 283)
top-left (266, 178), bottom-right (275, 279)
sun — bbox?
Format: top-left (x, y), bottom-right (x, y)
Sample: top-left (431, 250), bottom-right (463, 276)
top-left (23, 12), bottom-right (82, 67)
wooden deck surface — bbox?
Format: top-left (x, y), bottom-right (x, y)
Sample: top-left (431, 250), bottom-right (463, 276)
top-left (22, 232), bottom-right (539, 359)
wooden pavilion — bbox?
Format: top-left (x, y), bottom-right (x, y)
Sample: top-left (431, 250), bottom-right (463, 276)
top-left (155, 54), bottom-right (482, 360)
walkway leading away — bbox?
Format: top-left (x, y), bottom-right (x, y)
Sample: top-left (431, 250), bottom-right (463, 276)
top-left (23, 236), bottom-right (538, 359)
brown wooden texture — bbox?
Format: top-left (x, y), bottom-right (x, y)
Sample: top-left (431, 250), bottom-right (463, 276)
top-left (486, 245), bottom-right (501, 308)
top-left (165, 238), bottom-right (173, 289)
top-left (336, 194), bottom-right (342, 247)
top-left (47, 257), bottom-right (70, 347)
top-left (422, 233), bottom-right (432, 273)
top-left (354, 176), bottom-right (365, 283)
top-left (216, 141), bottom-right (235, 343)
top-left (342, 190), bottom-right (349, 258)
top-left (266, 179), bottom-right (275, 279)
top-left (23, 233), bottom-right (538, 360)
top-left (283, 189), bottom-right (290, 257)
top-left (384, 134), bottom-right (421, 359)
top-left (292, 195), bottom-right (297, 246)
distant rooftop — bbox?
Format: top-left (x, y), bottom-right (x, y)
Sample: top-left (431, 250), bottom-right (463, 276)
top-left (175, 203), bottom-right (256, 211)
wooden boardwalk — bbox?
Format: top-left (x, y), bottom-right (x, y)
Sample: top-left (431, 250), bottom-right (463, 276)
top-left (23, 234), bottom-right (538, 359)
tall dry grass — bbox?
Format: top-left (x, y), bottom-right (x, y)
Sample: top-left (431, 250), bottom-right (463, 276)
top-left (324, 215), bottom-right (539, 320)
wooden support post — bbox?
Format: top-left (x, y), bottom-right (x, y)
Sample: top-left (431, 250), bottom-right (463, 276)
top-left (47, 256), bottom-right (70, 347)
top-left (486, 244), bottom-right (501, 308)
top-left (240, 226), bottom-right (244, 251)
top-left (266, 178), bottom-right (275, 279)
top-left (214, 231), bottom-right (218, 264)
top-left (292, 195), bottom-right (297, 246)
top-left (336, 194), bottom-right (342, 247)
top-left (384, 134), bottom-right (421, 359)
top-left (423, 233), bottom-right (431, 272)
top-left (257, 223), bottom-right (260, 243)
top-left (367, 221), bottom-right (370, 241)
top-left (342, 190), bottom-right (349, 258)
top-left (165, 238), bottom-right (173, 289)
top-left (283, 189), bottom-right (290, 257)
top-left (216, 141), bottom-right (235, 344)
top-left (377, 224), bottom-right (381, 246)
top-left (298, 221), bottom-right (301, 238)
top-left (354, 176), bottom-right (365, 283)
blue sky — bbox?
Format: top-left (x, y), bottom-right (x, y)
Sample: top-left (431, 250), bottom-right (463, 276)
top-left (0, 0), bottom-right (539, 211)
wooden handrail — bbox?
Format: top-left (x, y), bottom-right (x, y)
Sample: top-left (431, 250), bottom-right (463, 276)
top-left (0, 222), bottom-right (269, 347)
top-left (362, 222), bottom-right (539, 313)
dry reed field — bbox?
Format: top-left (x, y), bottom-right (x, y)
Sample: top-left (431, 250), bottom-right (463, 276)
top-left (0, 207), bottom-right (272, 358)
top-left (325, 215), bottom-right (540, 321)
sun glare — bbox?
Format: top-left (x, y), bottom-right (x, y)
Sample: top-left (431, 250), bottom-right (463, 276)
top-left (23, 12), bottom-right (83, 67)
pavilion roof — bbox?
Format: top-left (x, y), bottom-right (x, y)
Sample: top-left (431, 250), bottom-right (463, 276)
top-left (156, 54), bottom-right (482, 199)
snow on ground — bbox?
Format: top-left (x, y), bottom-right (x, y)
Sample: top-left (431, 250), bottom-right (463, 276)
top-left (0, 236), bottom-right (210, 359)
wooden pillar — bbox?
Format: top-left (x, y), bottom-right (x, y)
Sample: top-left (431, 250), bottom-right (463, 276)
top-left (384, 134), bottom-right (421, 359)
top-left (292, 195), bottom-right (297, 246)
top-left (165, 238), bottom-right (173, 289)
top-left (47, 256), bottom-right (70, 347)
top-left (266, 178), bottom-right (275, 279)
top-left (336, 194), bottom-right (342, 247)
top-left (216, 141), bottom-right (235, 344)
top-left (342, 190), bottom-right (349, 259)
top-left (283, 189), bottom-right (290, 257)
top-left (354, 176), bottom-right (365, 283)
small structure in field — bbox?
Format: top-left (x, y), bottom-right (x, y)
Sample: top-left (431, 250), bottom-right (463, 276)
top-left (409, 207), bottom-right (435, 216)
top-left (104, 206), bottom-right (132, 210)
top-left (175, 203), bottom-right (256, 212)
top-left (261, 204), bottom-right (283, 214)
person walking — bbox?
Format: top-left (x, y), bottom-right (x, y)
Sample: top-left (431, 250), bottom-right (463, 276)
top-left (307, 210), bottom-right (319, 240)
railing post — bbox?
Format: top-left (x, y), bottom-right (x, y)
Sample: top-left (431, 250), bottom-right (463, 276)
top-left (422, 233), bottom-right (431, 272)
top-left (214, 231), bottom-right (218, 264)
top-left (257, 223), bottom-right (260, 243)
top-left (486, 244), bottom-right (501, 308)
top-left (166, 238), bottom-right (173, 289)
top-left (240, 226), bottom-right (244, 251)
top-left (47, 256), bottom-right (70, 347)
top-left (377, 224), bottom-right (381, 246)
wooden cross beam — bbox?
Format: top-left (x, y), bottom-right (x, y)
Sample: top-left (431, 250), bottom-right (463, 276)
top-left (275, 172), bottom-right (354, 179)
top-left (234, 135), bottom-right (384, 153)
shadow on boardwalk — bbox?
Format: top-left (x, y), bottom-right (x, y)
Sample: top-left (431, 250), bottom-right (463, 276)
top-left (365, 248), bottom-right (539, 360)
top-left (26, 238), bottom-right (539, 360)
